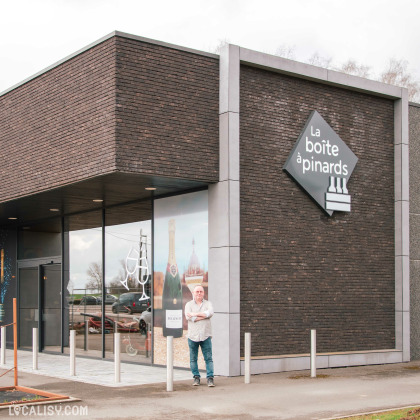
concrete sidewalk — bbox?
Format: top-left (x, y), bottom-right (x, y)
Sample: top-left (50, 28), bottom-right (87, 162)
top-left (0, 349), bottom-right (191, 387)
top-left (1, 354), bottom-right (420, 419)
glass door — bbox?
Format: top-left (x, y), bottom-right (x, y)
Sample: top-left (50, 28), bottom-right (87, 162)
top-left (41, 264), bottom-right (61, 351)
top-left (18, 267), bottom-right (39, 348)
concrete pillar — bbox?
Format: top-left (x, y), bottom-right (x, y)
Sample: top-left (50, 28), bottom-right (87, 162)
top-left (209, 44), bottom-right (241, 376)
top-left (394, 88), bottom-right (410, 361)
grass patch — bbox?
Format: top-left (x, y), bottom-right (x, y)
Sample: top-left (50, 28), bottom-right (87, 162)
top-left (0, 386), bottom-right (70, 407)
top-left (339, 406), bottom-right (420, 419)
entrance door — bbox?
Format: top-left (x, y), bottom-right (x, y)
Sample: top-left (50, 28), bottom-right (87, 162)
top-left (18, 267), bottom-right (39, 348)
top-left (41, 264), bottom-right (61, 350)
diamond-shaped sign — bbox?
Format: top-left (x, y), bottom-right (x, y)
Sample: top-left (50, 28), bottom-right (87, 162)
top-left (283, 111), bottom-right (358, 216)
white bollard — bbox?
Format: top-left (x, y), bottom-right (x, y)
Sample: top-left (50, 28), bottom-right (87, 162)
top-left (0, 327), bottom-right (5, 366)
top-left (245, 332), bottom-right (251, 384)
top-left (310, 329), bottom-right (316, 378)
top-left (70, 330), bottom-right (76, 376)
top-left (32, 328), bottom-right (38, 370)
top-left (114, 333), bottom-right (121, 383)
top-left (85, 316), bottom-right (89, 350)
top-left (167, 336), bottom-right (173, 392)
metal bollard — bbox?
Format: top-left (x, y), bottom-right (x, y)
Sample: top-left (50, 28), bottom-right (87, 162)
top-left (310, 329), bottom-right (316, 378)
top-left (32, 328), bottom-right (38, 370)
top-left (114, 333), bottom-right (120, 383)
top-left (167, 336), bottom-right (173, 392)
top-left (70, 330), bottom-right (76, 376)
top-left (245, 332), bottom-right (251, 384)
top-left (0, 327), bottom-right (5, 366)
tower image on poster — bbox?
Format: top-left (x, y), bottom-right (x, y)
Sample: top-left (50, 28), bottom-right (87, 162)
top-left (162, 219), bottom-right (183, 338)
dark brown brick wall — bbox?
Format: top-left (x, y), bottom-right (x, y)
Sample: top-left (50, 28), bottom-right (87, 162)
top-left (0, 35), bottom-right (219, 206)
top-left (0, 38), bottom-right (118, 202)
top-left (240, 65), bottom-right (395, 356)
top-left (409, 104), bottom-right (420, 359)
top-left (114, 37), bottom-right (219, 182)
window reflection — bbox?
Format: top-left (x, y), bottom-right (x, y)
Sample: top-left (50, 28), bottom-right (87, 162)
top-left (65, 211), bottom-right (102, 357)
top-left (105, 201), bottom-right (152, 362)
top-left (63, 200), bottom-right (152, 361)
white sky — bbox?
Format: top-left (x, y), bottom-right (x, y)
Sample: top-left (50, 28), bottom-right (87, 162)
top-left (0, 0), bottom-right (419, 93)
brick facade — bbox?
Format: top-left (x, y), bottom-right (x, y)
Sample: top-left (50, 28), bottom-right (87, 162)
top-left (0, 38), bottom-right (118, 203)
top-left (0, 35), bottom-right (219, 205)
top-left (240, 65), bottom-right (395, 356)
top-left (115, 37), bottom-right (219, 182)
top-left (409, 104), bottom-right (420, 359)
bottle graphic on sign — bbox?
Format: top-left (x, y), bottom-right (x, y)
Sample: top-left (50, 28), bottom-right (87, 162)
top-left (162, 219), bottom-right (183, 338)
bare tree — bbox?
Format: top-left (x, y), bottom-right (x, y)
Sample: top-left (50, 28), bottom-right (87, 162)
top-left (211, 38), bottom-right (230, 54)
top-left (380, 58), bottom-right (419, 102)
top-left (307, 52), bottom-right (333, 69)
top-left (272, 43), bottom-right (420, 102)
top-left (107, 259), bottom-right (140, 294)
top-left (86, 262), bottom-right (102, 292)
top-left (338, 59), bottom-right (371, 78)
top-left (275, 44), bottom-right (296, 60)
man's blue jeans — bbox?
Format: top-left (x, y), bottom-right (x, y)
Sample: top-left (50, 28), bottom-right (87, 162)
top-left (188, 337), bottom-right (214, 378)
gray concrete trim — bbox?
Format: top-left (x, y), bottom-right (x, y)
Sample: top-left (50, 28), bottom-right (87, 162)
top-left (220, 45), bottom-right (240, 114)
top-left (394, 88), bottom-right (410, 362)
top-left (240, 350), bottom-right (403, 375)
top-left (403, 311), bottom-right (411, 361)
top-left (208, 42), bottom-right (241, 376)
top-left (395, 201), bottom-right (410, 257)
top-left (0, 31), bottom-right (219, 98)
top-left (219, 113), bottom-right (240, 182)
top-left (239, 47), bottom-right (403, 99)
top-left (395, 256), bottom-right (410, 312)
top-left (114, 31), bottom-right (219, 59)
top-left (212, 313), bottom-right (241, 376)
top-left (395, 91), bottom-right (410, 146)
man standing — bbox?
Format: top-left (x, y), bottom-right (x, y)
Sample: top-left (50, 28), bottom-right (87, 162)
top-left (185, 285), bottom-right (215, 387)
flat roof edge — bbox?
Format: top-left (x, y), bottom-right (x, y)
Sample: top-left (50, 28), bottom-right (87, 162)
top-left (0, 31), bottom-right (219, 97)
top-left (114, 31), bottom-right (219, 59)
top-left (239, 47), bottom-right (406, 99)
top-left (0, 32), bottom-right (119, 97)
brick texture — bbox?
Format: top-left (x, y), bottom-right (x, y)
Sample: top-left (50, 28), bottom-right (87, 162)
top-left (0, 38), bottom-right (118, 202)
top-left (0, 36), bottom-right (220, 205)
top-left (409, 104), bottom-right (420, 359)
top-left (114, 37), bottom-right (219, 182)
top-left (240, 65), bottom-right (395, 356)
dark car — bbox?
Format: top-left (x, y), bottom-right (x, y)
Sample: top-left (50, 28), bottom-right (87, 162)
top-left (96, 294), bottom-right (118, 305)
top-left (111, 293), bottom-right (150, 314)
top-left (78, 296), bottom-right (98, 306)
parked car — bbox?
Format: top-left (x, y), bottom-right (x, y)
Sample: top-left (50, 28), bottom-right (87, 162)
top-left (78, 296), bottom-right (98, 306)
top-left (96, 294), bottom-right (118, 305)
top-left (111, 293), bottom-right (150, 314)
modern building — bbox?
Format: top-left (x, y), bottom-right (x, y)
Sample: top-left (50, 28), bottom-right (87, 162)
top-left (0, 31), bottom-right (416, 377)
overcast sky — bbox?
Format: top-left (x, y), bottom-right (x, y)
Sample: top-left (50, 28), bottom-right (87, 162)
top-left (0, 0), bottom-right (418, 94)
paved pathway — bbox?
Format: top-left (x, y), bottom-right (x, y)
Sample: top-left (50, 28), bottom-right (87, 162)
top-left (0, 349), bottom-right (191, 387)
top-left (1, 352), bottom-right (420, 419)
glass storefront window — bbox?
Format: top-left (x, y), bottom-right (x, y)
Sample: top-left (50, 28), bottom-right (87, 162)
top-left (64, 211), bottom-right (102, 357)
top-left (18, 199), bottom-right (153, 361)
top-left (105, 201), bottom-right (152, 363)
